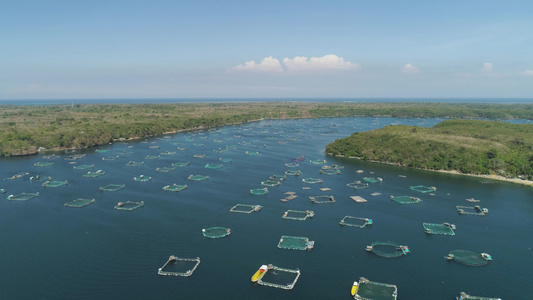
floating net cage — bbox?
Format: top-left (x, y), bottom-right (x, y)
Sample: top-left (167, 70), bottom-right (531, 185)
top-left (250, 187), bottom-right (268, 195)
top-left (309, 159), bottom-right (327, 164)
top-left (322, 164), bottom-right (344, 170)
top-left (102, 156), bottom-right (119, 160)
top-left (245, 151), bottom-right (259, 156)
top-left (291, 155), bottom-right (305, 162)
top-left (390, 195), bottom-right (421, 204)
top-left (446, 250), bottom-right (492, 267)
top-left (366, 242), bottom-right (410, 258)
top-left (285, 170), bottom-right (302, 176)
top-left (83, 170), bottom-right (105, 178)
top-left (64, 198), bottom-right (95, 208)
top-left (319, 169), bottom-right (340, 175)
top-left (456, 205), bottom-right (488, 216)
top-left (355, 277), bottom-right (398, 300)
top-left (99, 184), bottom-right (125, 192)
top-left (95, 149), bottom-right (110, 153)
top-left (188, 174), bottom-right (209, 181)
top-left (193, 154), bottom-right (206, 158)
top-left (282, 210), bottom-right (315, 221)
top-left (423, 223), bottom-right (456, 235)
top-left (114, 201), bottom-right (144, 211)
top-left (309, 195), bottom-right (335, 204)
top-left (34, 162), bottom-right (54, 167)
top-left (363, 177), bottom-right (382, 183)
top-left (65, 154), bottom-right (85, 161)
top-left (133, 175), bottom-right (151, 181)
top-left (7, 192), bottom-right (39, 201)
top-left (177, 147), bottom-right (188, 151)
top-left (261, 180), bottom-right (280, 187)
top-left (145, 155), bottom-right (160, 160)
top-left (163, 184), bottom-right (187, 192)
top-left (7, 172), bottom-right (29, 180)
top-left (255, 265), bottom-right (301, 290)
top-left (156, 167), bottom-right (175, 173)
top-left (149, 145), bottom-right (160, 149)
top-left (410, 185), bottom-right (436, 193)
top-left (277, 236), bottom-right (314, 251)
top-left (347, 181), bottom-right (369, 189)
top-left (43, 154), bottom-right (59, 159)
top-left (219, 158), bottom-right (232, 163)
top-left (205, 164), bottom-right (223, 169)
top-left (172, 161), bottom-right (190, 167)
top-left (456, 291), bottom-right (501, 300)
top-left (230, 204), bottom-right (262, 213)
top-left (161, 151), bottom-right (176, 155)
top-left (269, 174), bottom-right (286, 181)
top-left (42, 180), bottom-right (68, 188)
top-left (340, 216), bottom-right (373, 228)
top-left (302, 178), bottom-right (323, 184)
top-left (74, 164), bottom-right (94, 170)
top-left (202, 227), bottom-right (231, 238)
top-left (158, 256), bottom-right (201, 277)
top-left (126, 161), bottom-right (144, 167)
top-left (284, 162), bottom-right (299, 167)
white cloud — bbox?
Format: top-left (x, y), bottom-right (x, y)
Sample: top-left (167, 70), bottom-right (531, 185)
top-left (401, 63), bottom-right (420, 74)
top-left (483, 62), bottom-right (493, 73)
top-left (282, 54), bottom-right (360, 72)
top-left (232, 56), bottom-right (283, 72)
top-left (520, 70), bottom-right (533, 76)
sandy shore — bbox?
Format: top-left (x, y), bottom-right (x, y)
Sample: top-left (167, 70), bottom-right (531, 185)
top-left (432, 169), bottom-right (533, 187)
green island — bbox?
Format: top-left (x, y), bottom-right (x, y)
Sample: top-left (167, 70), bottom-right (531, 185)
top-left (1, 102), bottom-right (533, 157)
top-left (326, 119), bottom-right (533, 180)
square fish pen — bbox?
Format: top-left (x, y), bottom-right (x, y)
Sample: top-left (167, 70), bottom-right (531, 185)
top-left (99, 184), bottom-right (126, 191)
top-left (250, 188), bottom-right (268, 195)
top-left (205, 164), bottom-right (223, 169)
top-left (390, 195), bottom-right (421, 204)
top-left (42, 180), bottom-right (68, 187)
top-left (126, 161), bottom-right (144, 167)
top-left (156, 167), bottom-right (175, 173)
top-left (282, 210), bottom-right (314, 221)
top-left (114, 201), bottom-right (144, 211)
top-left (277, 236), bottom-right (314, 251)
top-left (456, 205), bottom-right (488, 216)
top-left (409, 185), bottom-right (436, 193)
top-left (187, 174), bottom-right (209, 181)
top-left (172, 161), bottom-right (190, 167)
top-left (74, 164), bottom-right (94, 170)
top-left (456, 291), bottom-right (501, 300)
top-left (34, 162), bottom-right (54, 167)
top-left (158, 255), bottom-right (201, 277)
top-left (133, 175), bottom-right (151, 181)
top-left (162, 184), bottom-right (187, 192)
top-left (309, 195), bottom-right (335, 204)
top-left (230, 204), bottom-right (262, 213)
top-left (355, 277), bottom-right (398, 300)
top-left (64, 198), bottom-right (95, 208)
top-left (257, 265), bottom-right (301, 290)
top-left (339, 216), bottom-right (373, 228)
top-left (7, 192), bottom-right (39, 201)
top-left (423, 223), bottom-right (456, 235)
top-left (285, 170), bottom-right (302, 176)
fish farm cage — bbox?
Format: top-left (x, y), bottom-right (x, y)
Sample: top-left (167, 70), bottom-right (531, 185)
top-left (202, 227), bottom-right (231, 239)
top-left (158, 255), bottom-right (201, 277)
top-left (366, 242), bottom-right (410, 258)
top-left (229, 204), bottom-right (262, 214)
top-left (339, 216), bottom-right (373, 228)
top-left (282, 210), bottom-right (315, 221)
top-left (64, 198), bottom-right (95, 208)
top-left (390, 195), bottom-right (421, 204)
top-left (277, 236), bottom-right (314, 251)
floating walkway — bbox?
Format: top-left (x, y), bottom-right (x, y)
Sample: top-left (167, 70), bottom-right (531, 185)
top-left (309, 195), bottom-right (335, 204)
top-left (99, 184), bottom-right (125, 191)
top-left (163, 184), bottom-right (187, 192)
top-left (456, 291), bottom-right (501, 300)
top-left (354, 277), bottom-right (398, 300)
top-left (278, 236), bottom-right (314, 251)
top-left (83, 170), bottom-right (105, 178)
top-left (187, 174), bottom-right (209, 181)
top-left (410, 185), bottom-right (436, 193)
top-left (158, 255), bottom-right (200, 277)
top-left (446, 250), bottom-right (492, 267)
top-left (250, 187), bottom-right (268, 195)
top-left (7, 192), bottom-right (39, 201)
top-left (390, 195), bottom-right (421, 204)
top-left (133, 175), bottom-right (151, 181)
top-left (42, 180), bottom-right (68, 187)
top-left (350, 196), bottom-right (368, 203)
top-left (64, 198), bottom-right (95, 208)
top-left (252, 264), bottom-right (300, 290)
top-left (202, 227), bottom-right (231, 238)
top-left (156, 167), bottom-right (175, 172)
top-left (456, 205), bottom-right (488, 216)
top-left (366, 242), bottom-right (410, 258)
top-left (282, 210), bottom-right (314, 221)
top-left (340, 216), bottom-right (372, 228)
top-left (230, 204), bottom-right (262, 213)
top-left (423, 223), bottom-right (456, 235)
top-left (114, 201), bottom-right (144, 211)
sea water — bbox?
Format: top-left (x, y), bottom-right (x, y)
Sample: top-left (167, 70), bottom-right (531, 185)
top-left (0, 117), bottom-right (531, 299)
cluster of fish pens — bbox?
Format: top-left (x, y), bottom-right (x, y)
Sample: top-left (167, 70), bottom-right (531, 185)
top-left (1, 118), bottom-right (502, 300)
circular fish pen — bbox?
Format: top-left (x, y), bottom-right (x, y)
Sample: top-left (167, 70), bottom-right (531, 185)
top-left (309, 159), bottom-right (327, 164)
top-left (42, 180), bottom-right (68, 187)
top-left (126, 161), bottom-right (144, 167)
top-left (74, 164), bottom-right (94, 170)
top-left (250, 187), bottom-right (268, 195)
top-left (319, 169), bottom-right (340, 175)
top-left (346, 181), bottom-right (369, 189)
top-left (269, 174), bottom-right (286, 181)
top-left (366, 242), bottom-right (410, 258)
top-left (309, 195), bottom-right (335, 204)
top-left (410, 185), bottom-right (437, 193)
top-left (205, 164), bottom-right (223, 169)
top-left (340, 216), bottom-right (373, 228)
top-left (390, 195), bottom-right (421, 204)
top-left (219, 158), bottom-right (232, 163)
top-left (423, 223), bottom-right (456, 235)
top-left (172, 161), bottom-right (190, 167)
top-left (7, 192), bottom-right (39, 201)
top-left (163, 184), bottom-right (187, 192)
top-left (284, 162), bottom-right (299, 167)
top-left (285, 170), bottom-right (302, 176)
top-left (187, 174), bottom-right (209, 181)
top-left (445, 250), bottom-right (492, 267)
top-left (202, 227), bottom-right (231, 239)
top-left (34, 162), bottom-right (54, 167)
top-left (261, 180), bottom-right (280, 187)
top-left (156, 167), bottom-right (176, 172)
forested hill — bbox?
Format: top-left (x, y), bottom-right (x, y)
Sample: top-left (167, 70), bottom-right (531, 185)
top-left (326, 119), bottom-right (533, 179)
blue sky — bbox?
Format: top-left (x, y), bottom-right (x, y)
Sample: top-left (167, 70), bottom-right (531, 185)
top-left (1, 0), bottom-right (532, 99)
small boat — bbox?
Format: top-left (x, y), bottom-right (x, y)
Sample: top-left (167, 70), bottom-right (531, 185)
top-left (481, 253), bottom-right (492, 261)
top-left (351, 281), bottom-right (359, 296)
top-left (251, 265), bottom-right (268, 282)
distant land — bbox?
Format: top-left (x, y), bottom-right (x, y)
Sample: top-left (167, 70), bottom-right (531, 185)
top-left (326, 119), bottom-right (533, 180)
top-left (1, 102), bottom-right (532, 157)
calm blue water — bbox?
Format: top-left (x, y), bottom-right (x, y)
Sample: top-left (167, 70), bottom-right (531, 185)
top-left (0, 98), bottom-right (532, 105)
top-left (1, 117), bottom-right (532, 300)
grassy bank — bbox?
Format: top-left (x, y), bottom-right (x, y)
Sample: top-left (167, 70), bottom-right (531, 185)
top-left (1, 102), bottom-right (533, 157)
